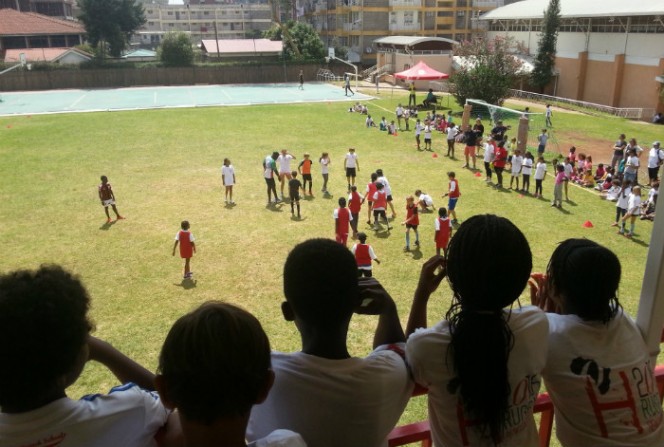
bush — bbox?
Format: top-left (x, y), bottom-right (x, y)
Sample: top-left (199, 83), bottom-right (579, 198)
top-left (158, 32), bottom-right (194, 67)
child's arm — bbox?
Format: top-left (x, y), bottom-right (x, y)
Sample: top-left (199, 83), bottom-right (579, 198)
top-left (355, 277), bottom-right (404, 347)
top-left (191, 241), bottom-right (196, 254)
top-left (87, 336), bottom-right (155, 390)
top-left (298, 160), bottom-right (304, 174)
top-left (406, 255), bottom-right (447, 336)
top-left (172, 240), bottom-right (179, 256)
top-left (402, 214), bottom-right (415, 226)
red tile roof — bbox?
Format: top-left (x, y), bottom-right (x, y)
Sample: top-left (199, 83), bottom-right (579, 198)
top-left (0, 8), bottom-right (85, 36)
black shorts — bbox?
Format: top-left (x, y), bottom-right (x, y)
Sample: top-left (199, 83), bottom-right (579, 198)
top-left (346, 167), bottom-right (357, 178)
top-left (303, 174), bottom-right (312, 181)
top-left (290, 192), bottom-right (300, 201)
top-left (386, 195), bottom-right (393, 202)
top-left (373, 209), bottom-right (387, 219)
top-left (265, 178), bottom-right (275, 187)
top-left (406, 224), bottom-right (418, 230)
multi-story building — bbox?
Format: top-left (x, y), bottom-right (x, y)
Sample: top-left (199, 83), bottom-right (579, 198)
top-left (0, 0), bottom-right (75, 19)
top-left (301, 0), bottom-right (505, 64)
top-left (136, 1), bottom-right (273, 48)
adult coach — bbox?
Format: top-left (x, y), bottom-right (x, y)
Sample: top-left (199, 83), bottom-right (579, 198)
top-left (263, 151), bottom-right (280, 205)
top-left (408, 82), bottom-right (416, 107)
top-left (344, 147), bottom-right (360, 191)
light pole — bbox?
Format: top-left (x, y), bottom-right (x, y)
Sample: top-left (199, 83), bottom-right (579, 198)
top-left (325, 55), bottom-right (358, 90)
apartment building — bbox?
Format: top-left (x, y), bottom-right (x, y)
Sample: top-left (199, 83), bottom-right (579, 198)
top-left (136, 1), bottom-right (272, 48)
top-left (301, 0), bottom-right (505, 64)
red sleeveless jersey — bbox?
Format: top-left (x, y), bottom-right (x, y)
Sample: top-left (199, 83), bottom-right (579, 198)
top-left (336, 207), bottom-right (351, 233)
top-left (367, 182), bottom-right (377, 201)
top-left (435, 217), bottom-right (451, 248)
top-left (349, 191), bottom-right (362, 214)
top-left (448, 179), bottom-right (460, 198)
top-left (355, 244), bottom-right (372, 266)
top-left (373, 190), bottom-right (387, 209)
top-left (406, 204), bottom-right (419, 225)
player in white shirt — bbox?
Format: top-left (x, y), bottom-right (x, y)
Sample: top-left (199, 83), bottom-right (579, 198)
top-left (534, 156), bottom-right (547, 198)
top-left (414, 119), bottom-right (423, 150)
top-left (621, 185), bottom-right (642, 237)
top-left (509, 149), bottom-right (524, 190)
top-left (221, 157), bottom-right (236, 204)
top-left (530, 239), bottom-right (664, 447)
top-left (277, 150), bottom-right (296, 200)
top-left (521, 152), bottom-right (534, 194)
top-left (446, 124), bottom-right (458, 157)
top-left (414, 189), bottom-right (434, 211)
top-left (482, 136), bottom-right (495, 183)
top-left (376, 168), bottom-right (397, 218)
top-left (343, 147), bottom-right (359, 191)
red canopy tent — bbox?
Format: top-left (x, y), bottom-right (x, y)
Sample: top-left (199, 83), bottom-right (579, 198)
top-left (394, 61), bottom-right (449, 80)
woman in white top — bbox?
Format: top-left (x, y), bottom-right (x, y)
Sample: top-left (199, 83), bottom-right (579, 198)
top-left (530, 239), bottom-right (664, 447)
top-left (406, 215), bottom-right (548, 447)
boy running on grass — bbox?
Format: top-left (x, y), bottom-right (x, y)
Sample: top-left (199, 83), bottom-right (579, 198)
top-left (402, 196), bottom-right (420, 251)
top-left (351, 232), bottom-right (381, 277)
top-left (289, 171), bottom-right (304, 218)
top-left (98, 175), bottom-right (125, 223)
top-left (442, 171), bottom-right (460, 225)
top-left (173, 220), bottom-right (196, 279)
top-left (434, 207), bottom-right (452, 256)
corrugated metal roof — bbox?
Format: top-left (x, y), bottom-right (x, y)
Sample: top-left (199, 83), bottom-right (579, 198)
top-left (373, 36), bottom-right (457, 46)
top-left (0, 8), bottom-right (85, 36)
top-left (481, 0), bottom-right (664, 20)
top-left (201, 39), bottom-right (283, 54)
top-left (5, 47), bottom-right (92, 63)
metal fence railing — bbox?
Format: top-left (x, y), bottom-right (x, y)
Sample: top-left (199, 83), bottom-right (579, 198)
top-left (508, 89), bottom-right (656, 121)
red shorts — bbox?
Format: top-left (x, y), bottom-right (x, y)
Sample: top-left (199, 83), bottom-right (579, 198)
top-left (464, 145), bottom-right (476, 157)
top-left (336, 233), bottom-right (349, 246)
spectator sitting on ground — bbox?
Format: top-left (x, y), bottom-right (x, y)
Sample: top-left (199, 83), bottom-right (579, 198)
top-left (246, 238), bottom-right (413, 447)
top-left (600, 179), bottom-right (622, 201)
top-left (360, 104), bottom-right (368, 115)
top-left (0, 265), bottom-right (178, 447)
top-left (641, 180), bottom-right (659, 220)
top-left (155, 301), bottom-right (306, 447)
top-left (365, 115), bottom-right (376, 128)
top-left (379, 117), bottom-right (388, 131)
top-left (594, 163), bottom-right (606, 181)
top-left (579, 170), bottom-right (595, 188)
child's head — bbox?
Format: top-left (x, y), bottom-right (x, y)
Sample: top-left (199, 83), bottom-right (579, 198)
top-left (291, 171), bottom-right (297, 178)
top-left (612, 179), bottom-right (621, 187)
top-left (223, 158), bottom-right (230, 166)
top-left (556, 164), bottom-right (565, 172)
top-left (338, 197), bottom-right (346, 207)
top-left (303, 153), bottom-right (310, 159)
top-left (569, 146), bottom-right (576, 153)
top-left (438, 207), bottom-right (448, 218)
top-left (578, 153), bottom-right (586, 161)
top-left (546, 239), bottom-right (621, 324)
top-left (271, 151), bottom-right (279, 160)
top-left (0, 266), bottom-right (93, 411)
top-left (406, 195), bottom-right (414, 204)
top-left (541, 129), bottom-right (547, 134)
top-left (100, 175), bottom-right (108, 183)
top-left (357, 232), bottom-right (367, 243)
top-left (181, 220), bottom-right (190, 230)
top-left (321, 152), bottom-right (328, 159)
top-left (348, 147), bottom-right (355, 154)
top-left (376, 169), bottom-right (384, 177)
top-left (633, 186), bottom-right (642, 196)
top-left (564, 157), bottom-right (570, 163)
top-left (156, 302), bottom-right (272, 424)
top-left (350, 185), bottom-right (357, 193)
top-left (376, 182), bottom-right (384, 190)
top-left (370, 172), bottom-right (378, 182)
top-left (622, 179), bottom-right (632, 188)
top-left (587, 155), bottom-right (592, 162)
top-left (447, 171), bottom-right (456, 179)
top-left (283, 239), bottom-right (358, 331)
top-left (537, 156), bottom-right (544, 163)
top-left (414, 189), bottom-right (422, 197)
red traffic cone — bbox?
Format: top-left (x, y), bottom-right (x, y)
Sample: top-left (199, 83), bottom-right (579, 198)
top-left (474, 172), bottom-right (482, 177)
top-left (583, 220), bottom-right (594, 228)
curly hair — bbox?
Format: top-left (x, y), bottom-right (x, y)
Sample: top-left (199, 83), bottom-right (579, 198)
top-left (445, 214), bottom-right (532, 443)
top-left (546, 238), bottom-right (621, 324)
top-left (0, 265), bottom-right (93, 410)
top-left (158, 301), bottom-right (271, 424)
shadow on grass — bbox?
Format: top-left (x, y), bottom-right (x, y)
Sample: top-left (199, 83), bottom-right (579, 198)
top-left (290, 215), bottom-right (306, 222)
top-left (265, 203), bottom-right (284, 212)
top-left (627, 237), bottom-right (649, 248)
top-left (99, 221), bottom-right (117, 231)
top-left (565, 200), bottom-right (578, 206)
top-left (174, 278), bottom-right (197, 289)
top-left (224, 202), bottom-right (237, 209)
top-left (553, 206), bottom-right (571, 215)
top-left (322, 192), bottom-right (334, 200)
top-left (373, 228), bottom-right (392, 239)
top-left (405, 247), bottom-right (423, 260)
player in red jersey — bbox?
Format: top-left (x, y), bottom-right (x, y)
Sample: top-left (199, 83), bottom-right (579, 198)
top-left (348, 185), bottom-right (363, 240)
top-left (401, 196), bottom-right (420, 251)
top-left (334, 197), bottom-right (353, 246)
top-left (351, 232), bottom-right (381, 277)
top-left (98, 175), bottom-right (125, 223)
top-left (172, 220), bottom-right (196, 279)
top-left (434, 207), bottom-right (452, 257)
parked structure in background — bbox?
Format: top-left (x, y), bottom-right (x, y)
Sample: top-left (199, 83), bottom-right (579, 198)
top-left (0, 8), bottom-right (85, 50)
top-left (0, 0), bottom-right (75, 19)
top-left (480, 0), bottom-right (664, 113)
top-left (133, 1), bottom-right (272, 49)
top-left (299, 0), bottom-right (505, 64)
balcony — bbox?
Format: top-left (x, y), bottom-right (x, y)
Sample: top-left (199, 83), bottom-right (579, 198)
top-left (389, 0), bottom-right (422, 6)
top-left (473, 0), bottom-right (503, 7)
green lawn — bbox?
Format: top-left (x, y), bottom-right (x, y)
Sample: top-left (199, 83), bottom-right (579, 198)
top-left (0, 88), bottom-right (659, 437)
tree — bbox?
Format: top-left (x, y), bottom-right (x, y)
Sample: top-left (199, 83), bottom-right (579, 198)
top-left (530, 0), bottom-right (561, 92)
top-left (78, 0), bottom-right (146, 58)
top-left (158, 32), bottom-right (194, 67)
top-left (450, 36), bottom-right (521, 106)
top-left (264, 21), bottom-right (325, 61)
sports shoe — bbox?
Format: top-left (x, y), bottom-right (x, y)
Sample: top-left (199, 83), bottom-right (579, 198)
top-left (404, 246), bottom-right (410, 251)
top-left (415, 240), bottom-right (420, 247)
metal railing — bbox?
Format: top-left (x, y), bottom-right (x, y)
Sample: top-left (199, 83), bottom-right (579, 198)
top-left (317, 68), bottom-right (343, 82)
top-left (508, 89), bottom-right (656, 121)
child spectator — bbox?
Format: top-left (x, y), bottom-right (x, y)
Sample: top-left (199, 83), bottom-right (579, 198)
top-left (594, 163), bottom-right (606, 181)
top-left (423, 119), bottom-right (433, 151)
top-left (563, 157), bottom-right (573, 201)
top-left (289, 171), bottom-right (304, 218)
top-left (433, 207), bottom-right (452, 256)
top-left (351, 232), bottom-right (380, 277)
top-left (403, 108), bottom-right (411, 131)
top-left (530, 239), bottom-right (664, 447)
top-left (600, 179), bottom-right (622, 201)
top-left (446, 123), bottom-right (458, 158)
top-left (333, 197), bottom-right (352, 246)
top-left (0, 266), bottom-right (175, 447)
top-left (443, 171), bottom-right (460, 224)
top-left (647, 141), bottom-right (663, 182)
top-left (277, 150), bottom-right (296, 200)
top-left (568, 146), bottom-right (577, 167)
top-left (493, 140), bottom-right (508, 189)
top-left (402, 195), bottom-right (420, 251)
top-left (613, 179), bottom-right (632, 227)
top-left (319, 152), bottom-right (330, 194)
top-left (406, 215), bottom-right (547, 447)
top-left (621, 186), bottom-right (642, 237)
top-left (483, 136), bottom-right (496, 183)
top-left (552, 164), bottom-right (566, 208)
top-left (247, 239), bottom-right (412, 447)
top-left (521, 152), bottom-right (533, 193)
top-left (579, 170), bottom-right (595, 188)
top-left (537, 129), bottom-right (548, 157)
top-left (534, 156), bottom-right (547, 198)
top-left (298, 153), bottom-right (313, 196)
top-left (372, 182), bottom-right (392, 231)
top-left (98, 175), bottom-right (125, 223)
top-left (585, 155), bottom-right (593, 174)
top-left (388, 120), bottom-right (397, 136)
top-left (363, 173), bottom-right (378, 224)
top-left (379, 117), bottom-right (388, 131)
top-left (509, 149), bottom-right (523, 190)
top-left (414, 189), bottom-right (434, 211)
top-left (642, 180), bottom-right (659, 220)
top-left (264, 152), bottom-right (280, 205)
top-left (348, 185), bottom-right (363, 240)
top-left (365, 115), bottom-right (376, 128)
top-left (624, 149), bottom-right (640, 185)
top-left (156, 301), bottom-right (306, 447)
top-left (414, 118), bottom-right (423, 151)
top-left (221, 158), bottom-right (236, 205)
top-left (576, 153), bottom-right (587, 177)
top-left (173, 220), bottom-right (196, 279)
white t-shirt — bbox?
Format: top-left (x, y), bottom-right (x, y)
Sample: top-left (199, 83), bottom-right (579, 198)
top-left (543, 311), bottom-right (664, 447)
top-left (605, 185), bottom-right (621, 201)
top-left (415, 122), bottom-right (423, 136)
top-left (174, 230), bottom-right (195, 242)
top-left (319, 157), bottom-right (329, 175)
top-left (345, 152), bottom-right (358, 169)
top-left (647, 147), bottom-right (664, 169)
top-left (511, 155), bottom-right (524, 174)
top-left (406, 306), bottom-right (548, 447)
top-left (483, 143), bottom-right (495, 163)
top-left (625, 155), bottom-right (640, 174)
top-left (538, 133), bottom-right (548, 146)
top-left (446, 126), bottom-right (458, 141)
top-left (222, 164), bottom-right (235, 186)
top-left (396, 106), bottom-right (404, 117)
top-left (278, 154), bottom-right (294, 173)
top-left (564, 163), bottom-right (573, 179)
top-left (0, 383), bottom-right (169, 447)
top-left (419, 193), bottom-right (434, 206)
top-left (246, 348), bottom-right (413, 447)
top-left (264, 156), bottom-right (276, 179)
top-left (332, 208), bottom-right (354, 221)
top-left (534, 162), bottom-right (547, 180)
top-left (627, 193), bottom-right (642, 215)
top-left (433, 216), bottom-right (452, 231)
top-left (424, 125), bottom-right (432, 139)
top-left (377, 176), bottom-right (392, 195)
top-left (616, 187), bottom-right (632, 209)
top-left (247, 429), bottom-right (307, 447)
top-left (522, 158), bottom-right (533, 176)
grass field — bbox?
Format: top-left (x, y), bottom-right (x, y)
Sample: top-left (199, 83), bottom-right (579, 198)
top-left (0, 87), bottom-right (661, 436)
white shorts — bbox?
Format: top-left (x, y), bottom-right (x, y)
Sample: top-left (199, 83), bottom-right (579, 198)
top-left (102, 199), bottom-right (115, 206)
